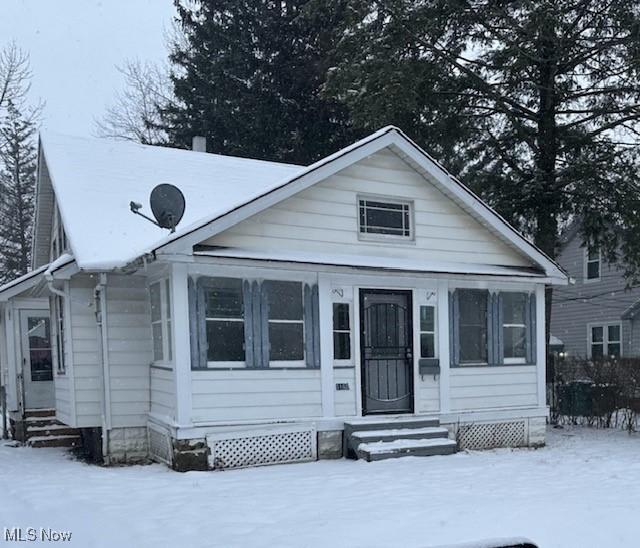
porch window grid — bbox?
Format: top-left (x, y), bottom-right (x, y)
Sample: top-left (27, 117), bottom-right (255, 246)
top-left (419, 305), bottom-right (436, 359)
top-left (332, 302), bottom-right (352, 362)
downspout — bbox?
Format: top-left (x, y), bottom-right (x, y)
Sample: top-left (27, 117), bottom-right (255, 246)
top-left (95, 273), bottom-right (112, 464)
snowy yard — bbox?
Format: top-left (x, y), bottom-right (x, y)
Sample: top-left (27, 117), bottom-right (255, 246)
top-left (1, 427), bottom-right (639, 548)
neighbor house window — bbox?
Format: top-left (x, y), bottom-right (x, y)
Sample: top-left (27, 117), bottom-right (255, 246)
top-left (358, 196), bottom-right (412, 239)
top-left (419, 305), bottom-right (436, 358)
top-left (54, 295), bottom-right (66, 374)
top-left (589, 323), bottom-right (621, 359)
top-left (204, 277), bottom-right (245, 363)
top-left (458, 289), bottom-right (489, 364)
top-left (265, 280), bottom-right (304, 362)
top-left (502, 292), bottom-right (528, 364)
top-left (150, 280), bottom-right (172, 362)
top-left (333, 303), bottom-right (351, 361)
top-left (585, 247), bottom-right (600, 281)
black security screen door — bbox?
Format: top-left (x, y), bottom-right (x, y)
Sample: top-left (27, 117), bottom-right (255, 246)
top-left (360, 289), bottom-right (414, 414)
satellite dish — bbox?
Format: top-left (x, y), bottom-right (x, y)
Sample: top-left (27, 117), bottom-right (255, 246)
top-left (129, 183), bottom-right (186, 233)
top-left (150, 184), bottom-right (186, 232)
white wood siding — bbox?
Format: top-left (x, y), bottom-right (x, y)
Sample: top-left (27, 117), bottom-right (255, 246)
top-left (205, 148), bottom-right (531, 268)
top-left (105, 275), bottom-right (152, 427)
top-left (191, 369), bottom-right (322, 422)
top-left (417, 375), bottom-right (439, 413)
top-left (54, 375), bottom-right (72, 425)
top-left (334, 368), bottom-right (357, 417)
top-left (68, 274), bottom-right (152, 428)
top-left (150, 367), bottom-right (175, 420)
top-left (449, 366), bottom-right (538, 411)
top-left (68, 274), bottom-right (102, 426)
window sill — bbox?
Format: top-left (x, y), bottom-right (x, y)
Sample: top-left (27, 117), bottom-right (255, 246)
top-left (451, 362), bottom-right (536, 368)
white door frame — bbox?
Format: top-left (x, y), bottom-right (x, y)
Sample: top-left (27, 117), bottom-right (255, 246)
top-left (19, 309), bottom-right (55, 410)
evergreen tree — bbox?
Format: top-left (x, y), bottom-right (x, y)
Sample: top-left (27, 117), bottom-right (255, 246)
top-left (162, 0), bottom-right (358, 164)
top-left (0, 101), bottom-right (38, 283)
top-left (325, 0), bottom-right (640, 279)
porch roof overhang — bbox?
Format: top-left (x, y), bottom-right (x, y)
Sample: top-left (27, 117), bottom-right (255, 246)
top-left (193, 247), bottom-right (563, 284)
top-left (0, 254), bottom-right (76, 301)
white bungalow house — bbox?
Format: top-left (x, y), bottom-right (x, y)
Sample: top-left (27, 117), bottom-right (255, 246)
top-left (0, 126), bottom-right (567, 469)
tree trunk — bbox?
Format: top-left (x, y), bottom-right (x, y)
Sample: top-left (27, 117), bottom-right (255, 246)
top-left (534, 17), bottom-right (559, 359)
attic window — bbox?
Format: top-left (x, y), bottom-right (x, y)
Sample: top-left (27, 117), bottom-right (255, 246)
top-left (358, 196), bottom-right (413, 240)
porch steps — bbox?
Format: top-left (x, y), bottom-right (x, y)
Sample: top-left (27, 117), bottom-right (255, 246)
top-left (344, 417), bottom-right (457, 461)
top-left (24, 409), bottom-right (81, 449)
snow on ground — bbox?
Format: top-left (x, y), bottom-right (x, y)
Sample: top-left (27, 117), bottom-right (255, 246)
top-left (1, 427), bottom-right (639, 547)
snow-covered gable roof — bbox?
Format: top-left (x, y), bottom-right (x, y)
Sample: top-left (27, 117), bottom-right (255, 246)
top-left (37, 127), bottom-right (566, 282)
top-left (38, 132), bottom-right (303, 269)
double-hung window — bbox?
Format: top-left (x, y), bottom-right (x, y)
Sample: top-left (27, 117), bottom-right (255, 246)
top-left (502, 292), bottom-right (528, 364)
top-left (265, 281), bottom-right (305, 363)
top-left (358, 196), bottom-right (413, 240)
top-left (333, 302), bottom-right (351, 361)
top-left (54, 295), bottom-right (66, 374)
top-left (150, 280), bottom-right (172, 363)
top-left (589, 323), bottom-right (621, 359)
top-left (196, 277), bottom-right (319, 368)
top-left (585, 247), bottom-right (600, 281)
top-left (452, 289), bottom-right (535, 366)
top-left (204, 277), bottom-right (245, 364)
top-left (419, 305), bottom-right (436, 359)
top-left (457, 289), bottom-right (489, 365)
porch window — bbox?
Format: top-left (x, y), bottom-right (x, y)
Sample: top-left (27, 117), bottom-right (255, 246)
top-left (502, 292), bottom-right (527, 364)
top-left (333, 303), bottom-right (351, 361)
top-left (585, 247), bottom-right (600, 281)
top-left (265, 280), bottom-right (304, 362)
top-left (419, 305), bottom-right (436, 358)
top-left (452, 289), bottom-right (536, 366)
top-left (358, 196), bottom-right (413, 239)
top-left (150, 280), bottom-right (172, 363)
top-left (192, 276), bottom-right (320, 368)
top-left (589, 323), bottom-right (621, 359)
top-left (204, 277), bottom-right (245, 363)
top-left (458, 289), bottom-right (489, 364)
top-left (54, 295), bottom-right (66, 374)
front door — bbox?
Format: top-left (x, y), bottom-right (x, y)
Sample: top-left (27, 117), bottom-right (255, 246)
top-left (20, 310), bottom-right (55, 410)
top-left (360, 289), bottom-right (414, 415)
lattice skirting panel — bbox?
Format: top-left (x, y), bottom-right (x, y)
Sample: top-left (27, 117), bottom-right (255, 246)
top-left (206, 425), bottom-right (317, 470)
top-left (456, 421), bottom-right (526, 450)
top-left (148, 424), bottom-right (173, 465)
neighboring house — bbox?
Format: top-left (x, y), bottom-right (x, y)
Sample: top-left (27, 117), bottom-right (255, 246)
top-left (551, 224), bottom-right (640, 360)
top-left (0, 126), bottom-right (566, 470)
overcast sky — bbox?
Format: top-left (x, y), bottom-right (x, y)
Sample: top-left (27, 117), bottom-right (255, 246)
top-left (0, 0), bottom-right (176, 136)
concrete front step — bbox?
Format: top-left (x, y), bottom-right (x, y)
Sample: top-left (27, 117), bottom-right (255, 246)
top-left (356, 438), bottom-right (458, 462)
top-left (27, 435), bottom-right (81, 449)
top-left (344, 416), bottom-right (443, 458)
top-left (351, 426), bottom-right (450, 445)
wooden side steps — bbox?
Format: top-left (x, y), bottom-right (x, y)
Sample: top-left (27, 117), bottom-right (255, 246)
top-left (344, 417), bottom-right (457, 462)
top-left (24, 409), bottom-right (81, 449)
